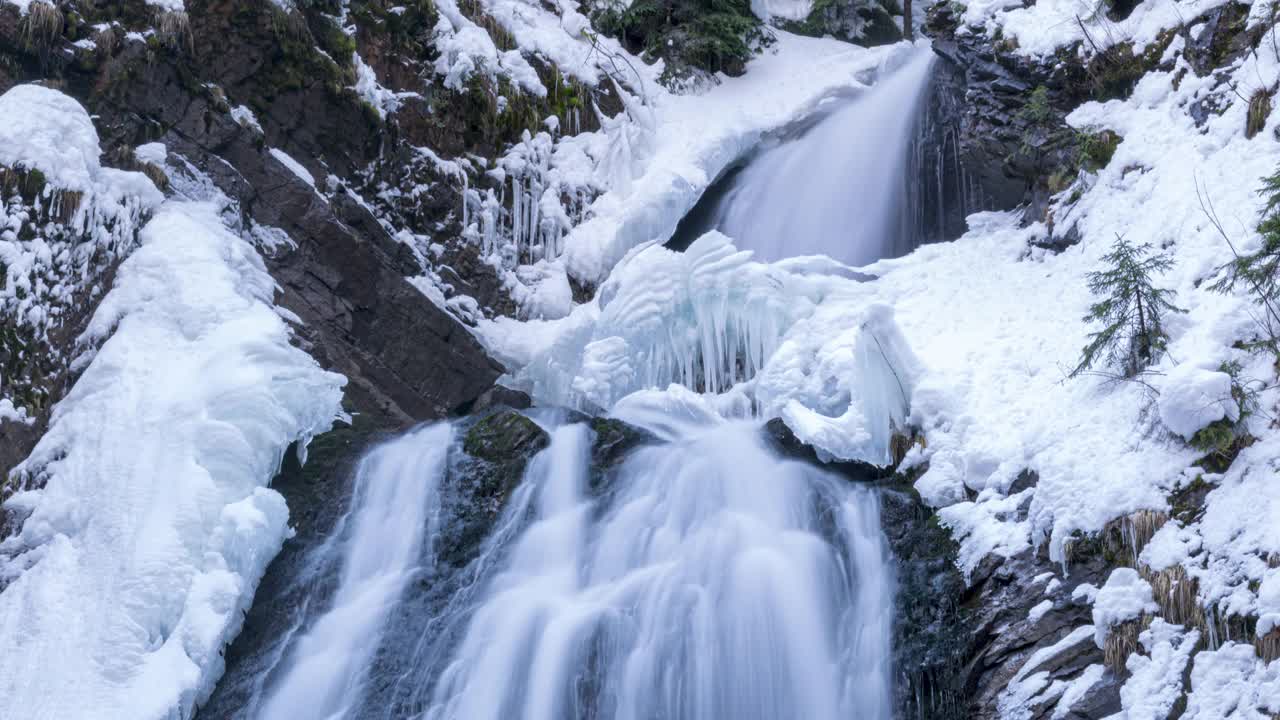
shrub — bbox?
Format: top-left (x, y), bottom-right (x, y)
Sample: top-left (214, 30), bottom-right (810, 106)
top-left (1210, 167), bottom-right (1280, 354)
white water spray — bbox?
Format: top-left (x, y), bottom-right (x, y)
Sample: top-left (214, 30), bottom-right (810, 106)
top-left (254, 423), bottom-right (453, 720)
top-left (424, 419), bottom-right (894, 720)
top-left (707, 47), bottom-right (936, 266)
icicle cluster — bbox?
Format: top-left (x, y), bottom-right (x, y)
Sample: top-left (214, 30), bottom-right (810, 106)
top-left (516, 231), bottom-right (802, 410)
top-left (464, 129), bottom-right (596, 267)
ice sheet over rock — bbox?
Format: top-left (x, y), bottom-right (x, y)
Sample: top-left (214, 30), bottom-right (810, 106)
top-left (0, 200), bottom-right (345, 720)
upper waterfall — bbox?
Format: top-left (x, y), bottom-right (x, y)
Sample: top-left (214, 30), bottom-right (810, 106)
top-left (672, 46), bottom-right (937, 266)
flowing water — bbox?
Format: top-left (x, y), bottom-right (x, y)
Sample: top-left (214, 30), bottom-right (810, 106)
top-left (421, 420), bottom-right (893, 720)
top-left (671, 47), bottom-right (938, 265)
top-left (214, 43), bottom-right (943, 720)
top-left (252, 423), bottom-right (453, 720)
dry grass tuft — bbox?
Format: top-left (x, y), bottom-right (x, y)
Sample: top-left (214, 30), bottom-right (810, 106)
top-left (21, 1), bottom-right (63, 51)
top-left (1247, 89), bottom-right (1273, 140)
top-left (155, 10), bottom-right (192, 52)
top-left (1104, 616), bottom-right (1151, 675)
top-left (93, 23), bottom-right (120, 56)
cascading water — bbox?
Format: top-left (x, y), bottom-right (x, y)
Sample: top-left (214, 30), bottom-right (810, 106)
top-left (671, 47), bottom-right (938, 265)
top-left (211, 43), bottom-right (937, 720)
top-left (249, 423), bottom-right (452, 720)
top-left (413, 419), bottom-right (892, 720)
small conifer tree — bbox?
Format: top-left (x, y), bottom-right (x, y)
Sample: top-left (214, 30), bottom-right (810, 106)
top-left (1072, 236), bottom-right (1185, 378)
top-left (1210, 167), bottom-right (1280, 352)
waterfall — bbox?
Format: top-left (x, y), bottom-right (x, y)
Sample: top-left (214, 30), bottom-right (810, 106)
top-left (670, 47), bottom-right (938, 266)
top-left (408, 419), bottom-right (894, 720)
top-left (251, 423), bottom-right (453, 720)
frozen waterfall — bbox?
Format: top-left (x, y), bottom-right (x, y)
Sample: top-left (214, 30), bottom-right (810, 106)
top-left (673, 46), bottom-right (937, 266)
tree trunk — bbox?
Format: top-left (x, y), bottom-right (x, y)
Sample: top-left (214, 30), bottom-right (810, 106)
top-left (904, 0), bottom-right (913, 40)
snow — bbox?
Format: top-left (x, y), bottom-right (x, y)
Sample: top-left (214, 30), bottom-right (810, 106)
top-left (0, 85), bottom-right (155, 201)
top-left (1029, 599), bottom-right (1054, 623)
top-left (1115, 619), bottom-right (1200, 720)
top-left (352, 52), bottom-right (417, 119)
top-left (957, 0), bottom-right (1236, 57)
top-left (0, 85), bottom-right (162, 419)
top-left (752, 0), bottom-right (813, 23)
top-left (1182, 642), bottom-right (1280, 719)
top-left (0, 200), bottom-right (345, 719)
top-left (1092, 568), bottom-right (1158, 648)
top-left (134, 142), bottom-right (167, 166)
top-left (0, 397), bottom-right (32, 425)
top-left (432, 0), bottom-right (548, 95)
top-left (268, 148), bottom-right (316, 189)
top-left (230, 105), bottom-right (263, 135)
top-left (1157, 363), bottom-right (1239, 440)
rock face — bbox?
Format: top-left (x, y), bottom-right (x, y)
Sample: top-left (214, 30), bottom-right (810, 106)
top-left (923, 0), bottom-right (1264, 242)
top-left (0, 0), bottom-right (563, 484)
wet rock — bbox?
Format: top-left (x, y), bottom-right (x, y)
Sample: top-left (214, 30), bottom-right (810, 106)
top-left (879, 487), bottom-right (973, 720)
top-left (586, 417), bottom-right (657, 496)
top-left (438, 411), bottom-right (550, 567)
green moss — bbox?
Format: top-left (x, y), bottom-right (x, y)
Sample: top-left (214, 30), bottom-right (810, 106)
top-left (316, 18), bottom-right (357, 65)
top-left (1085, 43), bottom-right (1146, 101)
top-left (463, 410), bottom-right (548, 462)
top-left (1078, 129), bottom-right (1121, 171)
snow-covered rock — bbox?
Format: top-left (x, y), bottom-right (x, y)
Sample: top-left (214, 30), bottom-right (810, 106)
top-left (1157, 363), bottom-right (1238, 440)
top-left (1092, 568), bottom-right (1158, 648)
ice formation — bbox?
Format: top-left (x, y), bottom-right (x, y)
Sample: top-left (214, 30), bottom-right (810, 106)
top-left (0, 198), bottom-right (345, 719)
top-left (496, 230), bottom-right (921, 466)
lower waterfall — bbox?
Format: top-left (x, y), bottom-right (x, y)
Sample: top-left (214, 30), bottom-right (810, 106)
top-left (422, 420), bottom-right (893, 720)
top-left (252, 423), bottom-right (453, 720)
top-left (235, 416), bottom-right (895, 720)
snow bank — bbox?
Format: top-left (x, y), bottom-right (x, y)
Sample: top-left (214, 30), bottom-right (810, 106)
top-left (0, 200), bottom-right (345, 719)
top-left (957, 0), bottom-right (1236, 57)
top-left (1116, 619), bottom-right (1200, 720)
top-left (1182, 642), bottom-right (1280, 719)
top-left (0, 84), bottom-right (161, 421)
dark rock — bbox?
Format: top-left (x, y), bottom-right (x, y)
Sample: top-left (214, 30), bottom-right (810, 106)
top-left (762, 416), bottom-right (885, 480)
top-left (465, 384), bottom-right (534, 414)
top-left (880, 487), bottom-right (973, 720)
top-left (437, 411), bottom-right (550, 567)
top-left (586, 417), bottom-right (657, 496)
